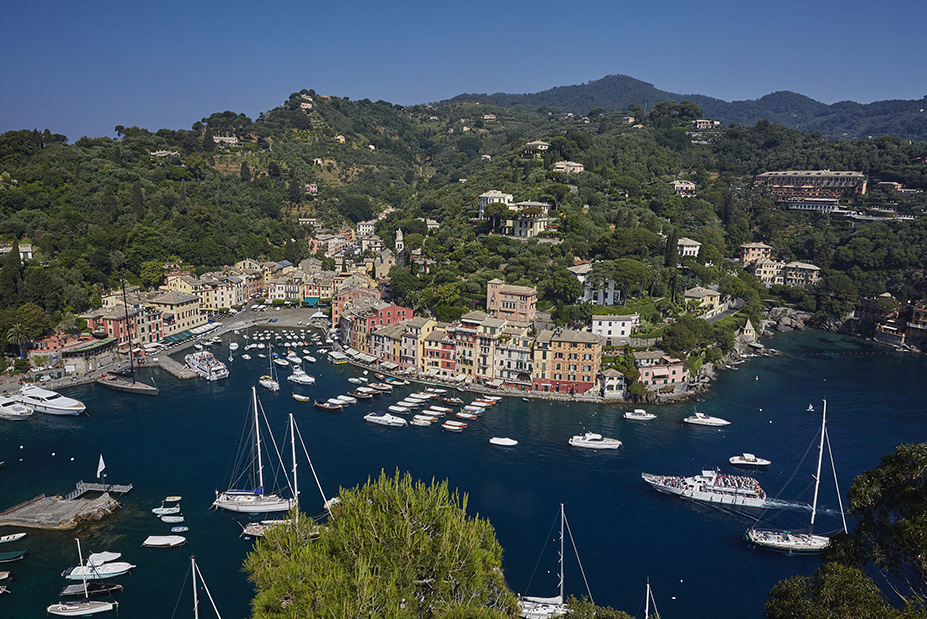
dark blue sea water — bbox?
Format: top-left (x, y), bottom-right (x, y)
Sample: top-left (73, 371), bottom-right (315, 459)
top-left (1, 329), bottom-right (925, 619)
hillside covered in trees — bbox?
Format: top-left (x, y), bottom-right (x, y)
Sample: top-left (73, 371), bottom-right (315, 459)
top-left (1, 89), bottom-right (927, 353)
top-left (447, 73), bottom-right (927, 141)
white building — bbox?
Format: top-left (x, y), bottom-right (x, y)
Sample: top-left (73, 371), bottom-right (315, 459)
top-left (591, 314), bottom-right (640, 346)
top-left (567, 263), bottom-right (621, 306)
top-left (672, 180), bottom-right (696, 197)
top-left (677, 237), bottom-right (701, 258)
top-left (478, 190), bottom-right (513, 219)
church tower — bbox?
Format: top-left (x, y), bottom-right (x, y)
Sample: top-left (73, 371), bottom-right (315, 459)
top-left (395, 228), bottom-right (404, 253)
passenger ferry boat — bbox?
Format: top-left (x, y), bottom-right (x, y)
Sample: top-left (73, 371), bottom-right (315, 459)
top-left (184, 350), bottom-right (229, 381)
top-left (641, 469), bottom-right (767, 509)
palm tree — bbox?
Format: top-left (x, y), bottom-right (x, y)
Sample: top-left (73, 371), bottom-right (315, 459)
top-left (7, 323), bottom-right (28, 359)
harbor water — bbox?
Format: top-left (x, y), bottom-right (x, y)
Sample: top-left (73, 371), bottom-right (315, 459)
top-left (1, 329), bottom-right (925, 618)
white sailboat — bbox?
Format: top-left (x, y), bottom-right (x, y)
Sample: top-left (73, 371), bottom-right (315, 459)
top-left (744, 399), bottom-right (847, 553)
top-left (518, 504), bottom-right (594, 619)
top-left (213, 387), bottom-right (293, 513)
top-left (643, 578), bottom-right (660, 619)
top-left (187, 556), bottom-right (223, 618)
top-left (243, 412), bottom-right (339, 535)
top-left (48, 539), bottom-right (118, 616)
top-left (259, 347), bottom-right (280, 392)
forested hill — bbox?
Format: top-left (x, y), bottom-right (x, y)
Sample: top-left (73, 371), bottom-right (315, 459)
top-left (2, 89), bottom-right (927, 345)
top-left (445, 74), bottom-right (927, 141)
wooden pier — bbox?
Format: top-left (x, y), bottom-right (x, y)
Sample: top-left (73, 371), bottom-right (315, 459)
top-left (65, 481), bottom-right (133, 500)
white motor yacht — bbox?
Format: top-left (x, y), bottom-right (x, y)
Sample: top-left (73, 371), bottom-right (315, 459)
top-left (364, 411), bottom-right (407, 427)
top-left (623, 409), bottom-right (656, 421)
top-left (683, 412), bottom-right (730, 427)
top-left (729, 453), bottom-right (771, 466)
top-left (568, 432), bottom-right (622, 449)
top-left (15, 384), bottom-right (86, 415)
top-left (287, 369), bottom-right (315, 385)
top-left (0, 397), bottom-right (33, 420)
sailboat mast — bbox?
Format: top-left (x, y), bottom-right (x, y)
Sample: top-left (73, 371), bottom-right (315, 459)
top-left (192, 555), bottom-right (199, 619)
top-left (253, 386), bottom-right (264, 493)
top-left (645, 578), bottom-right (651, 619)
top-left (121, 279), bottom-right (136, 383)
top-left (559, 503), bottom-right (565, 603)
top-left (810, 399), bottom-right (827, 529)
top-left (290, 412), bottom-right (298, 507)
top-left (76, 538), bottom-right (88, 599)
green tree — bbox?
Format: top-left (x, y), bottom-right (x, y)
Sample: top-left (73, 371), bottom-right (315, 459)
top-left (240, 161), bottom-right (252, 182)
top-left (245, 471), bottom-right (517, 618)
top-left (6, 323), bottom-right (27, 359)
top-left (16, 303), bottom-right (49, 339)
top-left (843, 443), bottom-right (927, 603)
top-left (766, 563), bottom-right (915, 619)
top-left (139, 261), bottom-right (164, 287)
top-left (564, 595), bottom-right (633, 619)
top-left (0, 239), bottom-right (23, 308)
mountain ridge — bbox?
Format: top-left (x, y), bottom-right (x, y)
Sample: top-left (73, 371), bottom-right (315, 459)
top-left (444, 74), bottom-right (927, 141)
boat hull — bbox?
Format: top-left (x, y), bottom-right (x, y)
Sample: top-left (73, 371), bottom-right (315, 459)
top-left (47, 600), bottom-right (117, 616)
top-left (744, 528), bottom-right (830, 553)
top-left (641, 472), bottom-right (767, 509)
top-left (213, 492), bottom-right (293, 513)
top-left (96, 375), bottom-right (159, 395)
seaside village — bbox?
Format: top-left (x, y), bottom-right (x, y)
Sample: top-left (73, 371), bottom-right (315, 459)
top-left (16, 166), bottom-right (927, 402)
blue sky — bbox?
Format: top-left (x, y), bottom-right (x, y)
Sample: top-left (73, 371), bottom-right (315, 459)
top-left (2, 0), bottom-right (924, 140)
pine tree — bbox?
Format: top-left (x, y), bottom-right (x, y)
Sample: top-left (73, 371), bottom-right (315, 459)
top-left (0, 239), bottom-right (23, 308)
top-left (240, 161), bottom-right (251, 182)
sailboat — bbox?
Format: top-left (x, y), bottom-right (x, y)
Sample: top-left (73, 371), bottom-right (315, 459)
top-left (243, 413), bottom-right (338, 537)
top-left (213, 386), bottom-right (294, 513)
top-left (518, 504), bottom-right (594, 619)
top-left (259, 344), bottom-right (280, 392)
top-left (47, 539), bottom-right (118, 616)
top-left (97, 280), bottom-right (159, 395)
top-left (643, 579), bottom-right (660, 619)
top-left (744, 399), bottom-right (847, 553)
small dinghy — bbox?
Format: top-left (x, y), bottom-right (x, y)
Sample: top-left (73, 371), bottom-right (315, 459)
top-left (0, 550), bottom-right (25, 563)
top-left (0, 533), bottom-right (26, 545)
top-left (59, 582), bottom-right (123, 598)
top-left (142, 535), bottom-right (186, 548)
top-left (170, 526), bottom-right (189, 533)
top-left (489, 437), bottom-right (518, 447)
top-left (159, 514), bottom-right (184, 524)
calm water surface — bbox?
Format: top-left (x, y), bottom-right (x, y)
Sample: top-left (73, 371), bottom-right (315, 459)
top-left (0, 329), bottom-right (924, 618)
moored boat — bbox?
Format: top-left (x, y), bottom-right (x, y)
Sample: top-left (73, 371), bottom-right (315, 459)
top-left (0, 533), bottom-right (26, 544)
top-left (0, 397), bottom-right (32, 420)
top-left (442, 420), bottom-right (467, 432)
top-left (184, 351), bottom-right (229, 381)
top-left (364, 411), bottom-right (407, 427)
top-left (624, 408), bottom-right (656, 421)
top-left (568, 432), bottom-right (622, 450)
top-left (14, 384), bottom-right (86, 415)
top-left (314, 400), bottom-right (343, 411)
top-left (214, 386), bottom-right (294, 514)
top-left (729, 453), bottom-right (771, 466)
top-left (489, 437), bottom-right (518, 447)
top-left (142, 535), bottom-right (186, 548)
top-left (683, 411), bottom-right (730, 426)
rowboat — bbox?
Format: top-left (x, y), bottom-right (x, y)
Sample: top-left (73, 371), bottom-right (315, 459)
top-left (0, 550), bottom-right (24, 563)
top-left (0, 533), bottom-right (26, 545)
